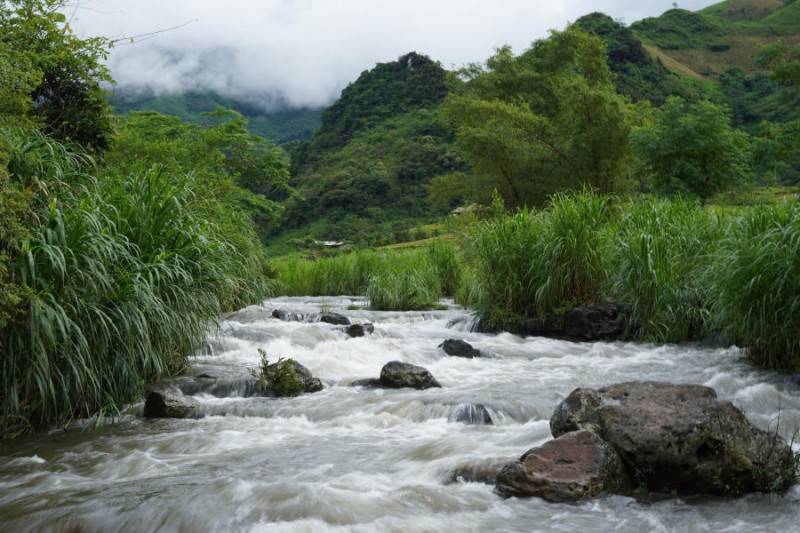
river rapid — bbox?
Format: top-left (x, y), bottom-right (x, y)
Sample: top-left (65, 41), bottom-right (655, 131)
top-left (2, 296), bottom-right (800, 532)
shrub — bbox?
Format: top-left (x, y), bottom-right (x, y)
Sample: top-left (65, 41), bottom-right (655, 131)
top-left (366, 267), bottom-right (441, 311)
top-left (711, 203), bottom-right (800, 370)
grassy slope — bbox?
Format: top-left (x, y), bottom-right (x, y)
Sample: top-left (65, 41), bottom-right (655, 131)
top-left (633, 0), bottom-right (800, 79)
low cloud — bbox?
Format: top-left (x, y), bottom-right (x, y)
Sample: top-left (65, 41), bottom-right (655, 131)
top-left (71, 0), bottom-right (714, 109)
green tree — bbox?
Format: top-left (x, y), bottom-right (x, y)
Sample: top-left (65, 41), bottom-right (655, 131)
top-left (0, 0), bottom-right (113, 151)
top-left (631, 97), bottom-right (752, 200)
top-left (757, 41), bottom-right (800, 88)
top-left (441, 27), bottom-right (634, 208)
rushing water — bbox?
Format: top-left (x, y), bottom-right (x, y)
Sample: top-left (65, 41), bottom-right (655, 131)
top-left (2, 297), bottom-right (800, 532)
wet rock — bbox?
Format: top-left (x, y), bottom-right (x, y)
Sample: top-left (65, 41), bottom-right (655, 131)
top-left (551, 381), bottom-right (797, 495)
top-left (170, 375), bottom-right (259, 398)
top-left (271, 309), bottom-right (306, 322)
top-left (496, 430), bottom-right (630, 502)
top-left (563, 303), bottom-right (631, 341)
top-left (350, 378), bottom-right (381, 388)
top-left (447, 459), bottom-right (509, 485)
top-left (345, 323), bottom-right (375, 338)
top-left (451, 403), bottom-right (494, 425)
top-left (319, 312), bottom-right (350, 326)
top-left (379, 361), bottom-right (442, 390)
top-left (143, 387), bottom-right (202, 419)
top-left (472, 303), bottom-right (631, 341)
top-left (522, 316), bottom-right (565, 338)
top-left (439, 339), bottom-right (482, 358)
top-left (256, 359), bottom-right (324, 396)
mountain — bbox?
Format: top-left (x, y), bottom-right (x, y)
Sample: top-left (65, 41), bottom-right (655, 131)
top-left (281, 52), bottom-right (460, 245)
top-left (111, 90), bottom-right (322, 144)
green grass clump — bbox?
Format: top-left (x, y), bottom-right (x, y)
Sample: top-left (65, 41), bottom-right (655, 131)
top-left (366, 267), bottom-right (441, 311)
top-left (472, 189), bottom-right (610, 329)
top-left (606, 196), bottom-right (724, 343)
top-left (711, 202), bottom-right (800, 369)
top-left (1, 138), bottom-right (271, 437)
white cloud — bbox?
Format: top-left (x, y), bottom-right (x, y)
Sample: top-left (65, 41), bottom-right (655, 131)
top-left (70, 0), bottom-right (716, 109)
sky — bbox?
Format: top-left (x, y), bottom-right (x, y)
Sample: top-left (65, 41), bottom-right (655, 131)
top-left (69, 0), bottom-right (717, 109)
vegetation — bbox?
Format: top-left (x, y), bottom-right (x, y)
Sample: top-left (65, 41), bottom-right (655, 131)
top-left (252, 350), bottom-right (305, 397)
top-left (631, 97), bottom-right (752, 200)
top-left (711, 202), bottom-right (800, 370)
top-left (0, 1), bottom-right (273, 437)
top-left (441, 28), bottom-right (634, 208)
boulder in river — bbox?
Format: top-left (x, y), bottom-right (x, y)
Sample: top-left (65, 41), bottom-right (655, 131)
top-left (319, 312), bottom-right (350, 326)
top-left (143, 386), bottom-right (202, 419)
top-left (271, 309), bottom-right (306, 322)
top-left (451, 403), bottom-right (494, 425)
top-left (496, 430), bottom-right (631, 502)
top-left (550, 381), bottom-right (797, 495)
top-left (439, 339), bottom-right (482, 359)
top-left (345, 323), bottom-right (375, 338)
top-left (254, 358), bottom-right (324, 397)
top-left (379, 361), bottom-right (442, 390)
top-left (563, 303), bottom-right (631, 341)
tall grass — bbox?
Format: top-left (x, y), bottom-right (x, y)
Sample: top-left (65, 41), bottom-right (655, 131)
top-left (1, 135), bottom-right (271, 436)
top-left (606, 196), bottom-right (724, 343)
top-left (471, 189), bottom-right (610, 329)
top-left (711, 203), bottom-right (800, 370)
top-left (273, 243), bottom-right (463, 310)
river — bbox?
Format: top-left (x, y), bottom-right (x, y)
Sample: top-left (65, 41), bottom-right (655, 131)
top-left (2, 296), bottom-right (800, 532)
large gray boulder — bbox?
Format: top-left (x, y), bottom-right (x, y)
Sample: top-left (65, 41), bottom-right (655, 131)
top-left (319, 312), bottom-right (350, 326)
top-left (143, 386), bottom-right (202, 419)
top-left (550, 382), bottom-right (797, 495)
top-left (345, 323), bottom-right (375, 338)
top-left (379, 361), bottom-right (441, 390)
top-left (496, 430), bottom-right (630, 502)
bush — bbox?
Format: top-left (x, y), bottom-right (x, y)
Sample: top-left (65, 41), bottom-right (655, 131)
top-left (711, 203), bottom-right (800, 370)
top-left (607, 196), bottom-right (723, 343)
top-left (472, 189), bottom-right (610, 329)
top-left (252, 350), bottom-right (305, 397)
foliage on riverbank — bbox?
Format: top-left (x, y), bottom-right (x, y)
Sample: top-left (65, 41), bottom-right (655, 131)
top-left (0, 1), bottom-right (276, 438)
top-left (274, 189), bottom-right (800, 371)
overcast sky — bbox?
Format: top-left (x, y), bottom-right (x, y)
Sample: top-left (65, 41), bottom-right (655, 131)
top-left (69, 0), bottom-right (716, 109)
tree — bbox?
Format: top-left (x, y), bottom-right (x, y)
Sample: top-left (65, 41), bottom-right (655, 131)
top-left (631, 97), bottom-right (752, 200)
top-left (757, 41), bottom-right (800, 88)
top-left (441, 27), bottom-right (634, 208)
top-left (0, 0), bottom-right (113, 151)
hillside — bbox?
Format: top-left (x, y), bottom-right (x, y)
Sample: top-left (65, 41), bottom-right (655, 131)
top-left (631, 1), bottom-right (800, 79)
top-left (111, 90), bottom-right (322, 143)
top-left (280, 52), bottom-right (460, 246)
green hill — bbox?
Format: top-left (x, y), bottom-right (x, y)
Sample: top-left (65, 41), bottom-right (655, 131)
top-left (279, 52), bottom-right (460, 245)
top-left (111, 90), bottom-right (322, 144)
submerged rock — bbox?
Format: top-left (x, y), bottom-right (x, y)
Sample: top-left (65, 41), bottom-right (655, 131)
top-left (451, 403), bottom-right (494, 425)
top-left (143, 387), bottom-right (202, 419)
top-left (379, 361), bottom-right (442, 390)
top-left (319, 312), bottom-right (350, 326)
top-left (271, 309), bottom-right (306, 322)
top-left (496, 430), bottom-right (630, 502)
top-left (551, 381), bottom-right (797, 495)
top-left (350, 378), bottom-right (381, 388)
top-left (439, 339), bottom-right (482, 358)
top-left (345, 323), bottom-right (375, 338)
top-left (448, 459), bottom-right (509, 485)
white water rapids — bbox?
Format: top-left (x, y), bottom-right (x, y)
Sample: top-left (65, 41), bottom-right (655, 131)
top-left (2, 296), bottom-right (800, 532)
